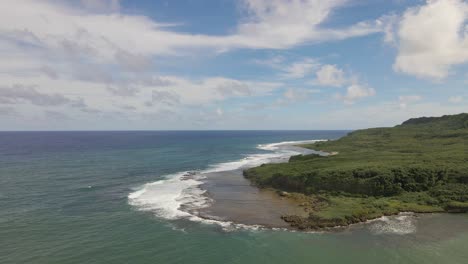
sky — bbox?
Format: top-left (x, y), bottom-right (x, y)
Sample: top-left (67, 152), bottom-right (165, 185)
top-left (0, 0), bottom-right (467, 130)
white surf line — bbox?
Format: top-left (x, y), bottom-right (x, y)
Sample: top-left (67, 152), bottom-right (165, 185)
top-left (368, 212), bottom-right (417, 235)
top-left (128, 139), bottom-right (324, 231)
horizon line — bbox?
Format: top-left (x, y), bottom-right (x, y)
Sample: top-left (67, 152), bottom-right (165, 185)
top-left (0, 129), bottom-right (354, 132)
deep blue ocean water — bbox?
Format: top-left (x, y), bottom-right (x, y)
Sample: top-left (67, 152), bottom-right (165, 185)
top-left (1, 131), bottom-right (467, 264)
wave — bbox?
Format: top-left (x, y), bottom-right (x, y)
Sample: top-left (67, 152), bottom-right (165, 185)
top-left (257, 140), bottom-right (323, 151)
top-left (128, 171), bottom-right (209, 220)
top-left (127, 139), bottom-right (322, 230)
top-left (368, 213), bottom-right (417, 235)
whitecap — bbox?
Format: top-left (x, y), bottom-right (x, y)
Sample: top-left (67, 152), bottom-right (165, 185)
top-left (368, 213), bottom-right (417, 235)
top-left (128, 172), bottom-right (210, 220)
top-left (128, 139), bottom-right (325, 231)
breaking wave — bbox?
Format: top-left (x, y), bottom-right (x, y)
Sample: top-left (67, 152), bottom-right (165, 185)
top-left (368, 213), bottom-right (417, 235)
top-left (128, 140), bottom-right (321, 230)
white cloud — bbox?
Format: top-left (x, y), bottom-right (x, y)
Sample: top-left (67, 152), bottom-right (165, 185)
top-left (146, 90), bottom-right (180, 106)
top-left (393, 0), bottom-right (468, 80)
top-left (336, 84), bottom-right (376, 104)
top-left (281, 87), bottom-right (318, 102)
top-left (0, 0), bottom-right (382, 67)
top-left (0, 0), bottom-right (385, 123)
top-left (0, 84), bottom-right (80, 106)
top-left (398, 95), bottom-right (422, 109)
top-left (0, 74), bottom-right (281, 118)
top-left (256, 57), bottom-right (352, 85)
top-left (448, 95), bottom-right (464, 103)
top-left (80, 0), bottom-right (121, 12)
top-left (107, 84), bottom-right (139, 97)
top-left (314, 64), bottom-right (347, 87)
top-left (114, 50), bottom-right (152, 72)
top-left (161, 77), bottom-right (281, 105)
top-left (237, 0), bottom-right (382, 48)
top-left (256, 57), bottom-right (371, 104)
top-left (253, 56), bottom-right (317, 79)
top-left (281, 58), bottom-right (319, 79)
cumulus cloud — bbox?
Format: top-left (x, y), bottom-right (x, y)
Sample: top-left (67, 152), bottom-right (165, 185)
top-left (160, 77), bottom-right (280, 105)
top-left (277, 87), bottom-right (319, 105)
top-left (256, 56), bottom-right (371, 104)
top-left (256, 56), bottom-right (351, 85)
top-left (393, 0), bottom-right (468, 80)
top-left (336, 84), bottom-right (376, 104)
top-left (314, 64), bottom-right (347, 87)
top-left (281, 58), bottom-right (319, 79)
top-left (257, 56), bottom-right (352, 86)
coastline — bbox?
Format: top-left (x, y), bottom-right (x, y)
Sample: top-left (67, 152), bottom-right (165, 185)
top-left (129, 139), bottom-right (325, 231)
top-left (195, 168), bottom-right (448, 233)
top-left (242, 115), bottom-right (468, 231)
top-left (129, 130), bottom-right (467, 232)
top-left (192, 142), bottom-right (433, 232)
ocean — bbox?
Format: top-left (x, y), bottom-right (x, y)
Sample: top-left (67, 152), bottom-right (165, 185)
top-left (1, 131), bottom-right (467, 264)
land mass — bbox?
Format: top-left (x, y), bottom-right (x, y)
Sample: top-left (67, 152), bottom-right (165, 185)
top-left (243, 113), bottom-right (468, 230)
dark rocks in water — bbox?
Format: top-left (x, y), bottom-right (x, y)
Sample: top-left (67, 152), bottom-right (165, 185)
top-left (281, 213), bottom-right (372, 230)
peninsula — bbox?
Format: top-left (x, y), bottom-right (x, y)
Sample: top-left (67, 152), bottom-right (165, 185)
top-left (244, 113), bottom-right (468, 230)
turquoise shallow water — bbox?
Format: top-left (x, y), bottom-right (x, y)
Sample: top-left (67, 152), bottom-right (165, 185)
top-left (0, 131), bottom-right (467, 264)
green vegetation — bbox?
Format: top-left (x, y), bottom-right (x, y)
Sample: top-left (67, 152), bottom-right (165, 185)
top-left (244, 113), bottom-right (468, 230)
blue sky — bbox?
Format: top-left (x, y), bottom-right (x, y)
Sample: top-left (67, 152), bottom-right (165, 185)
top-left (0, 0), bottom-right (467, 130)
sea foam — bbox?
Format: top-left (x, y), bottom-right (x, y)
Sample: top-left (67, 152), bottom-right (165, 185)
top-left (128, 139), bottom-right (321, 230)
top-left (368, 213), bottom-right (417, 235)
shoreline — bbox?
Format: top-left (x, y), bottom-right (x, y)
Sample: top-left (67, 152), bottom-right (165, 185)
top-left (243, 170), bottom-right (451, 231)
top-left (130, 132), bottom-right (467, 232)
top-left (190, 142), bottom-right (427, 232)
top-left (129, 139), bottom-right (324, 231)
top-left (242, 114), bottom-right (468, 231)
top-left (195, 180), bottom-right (446, 234)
